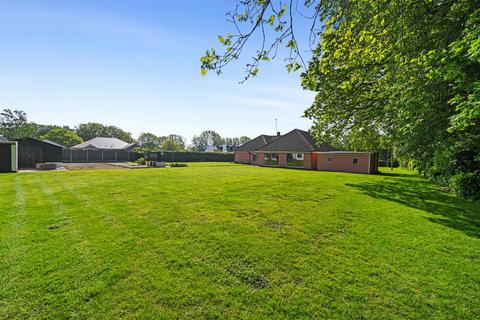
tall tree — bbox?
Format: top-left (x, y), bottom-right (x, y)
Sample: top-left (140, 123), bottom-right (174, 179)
top-left (40, 128), bottom-right (83, 147)
top-left (238, 136), bottom-right (251, 145)
top-left (0, 109), bottom-right (28, 139)
top-left (137, 132), bottom-right (164, 152)
top-left (104, 125), bottom-right (134, 143)
top-left (222, 136), bottom-right (251, 145)
top-left (76, 123), bottom-right (133, 142)
top-left (191, 130), bottom-right (222, 151)
top-left (203, 0), bottom-right (480, 199)
top-left (75, 123), bottom-right (106, 141)
top-left (162, 139), bottom-right (184, 151)
top-left (166, 134), bottom-right (186, 150)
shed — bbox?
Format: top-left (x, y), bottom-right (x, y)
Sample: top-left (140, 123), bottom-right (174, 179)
top-left (0, 140), bottom-right (18, 173)
top-left (16, 137), bottom-right (63, 168)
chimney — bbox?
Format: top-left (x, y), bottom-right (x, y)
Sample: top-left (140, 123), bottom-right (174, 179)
top-left (277, 131), bottom-right (281, 137)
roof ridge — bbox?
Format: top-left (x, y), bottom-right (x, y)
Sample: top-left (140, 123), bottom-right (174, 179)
top-left (295, 129), bottom-right (316, 150)
top-left (254, 129), bottom-right (301, 151)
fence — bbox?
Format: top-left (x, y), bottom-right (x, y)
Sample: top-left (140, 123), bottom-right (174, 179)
top-left (62, 149), bottom-right (140, 163)
top-left (149, 151), bottom-right (234, 162)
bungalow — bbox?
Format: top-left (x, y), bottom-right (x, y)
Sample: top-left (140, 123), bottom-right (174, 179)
top-left (234, 134), bottom-right (280, 164)
top-left (254, 129), bottom-right (335, 170)
top-left (234, 129), bottom-right (379, 174)
top-left (71, 137), bottom-right (137, 151)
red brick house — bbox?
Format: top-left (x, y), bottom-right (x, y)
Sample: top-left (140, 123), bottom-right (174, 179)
top-left (234, 129), bottom-right (379, 174)
top-left (254, 129), bottom-right (336, 170)
top-left (234, 134), bottom-right (279, 164)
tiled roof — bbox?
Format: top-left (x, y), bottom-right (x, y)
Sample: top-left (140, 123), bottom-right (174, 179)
top-left (255, 129), bottom-right (336, 152)
top-left (71, 137), bottom-right (130, 150)
top-left (123, 142), bottom-right (137, 150)
top-left (43, 139), bottom-right (66, 148)
top-left (235, 134), bottom-right (279, 151)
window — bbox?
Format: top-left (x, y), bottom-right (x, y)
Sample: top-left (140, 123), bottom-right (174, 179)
top-left (264, 153), bottom-right (279, 166)
top-left (353, 158), bottom-right (359, 164)
top-left (327, 157), bottom-right (333, 164)
top-left (287, 153), bottom-right (304, 167)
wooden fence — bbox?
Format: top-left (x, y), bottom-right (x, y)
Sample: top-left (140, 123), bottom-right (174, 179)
top-left (62, 149), bottom-right (140, 163)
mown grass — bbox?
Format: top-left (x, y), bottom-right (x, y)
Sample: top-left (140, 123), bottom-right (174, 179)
top-left (0, 163), bottom-right (479, 319)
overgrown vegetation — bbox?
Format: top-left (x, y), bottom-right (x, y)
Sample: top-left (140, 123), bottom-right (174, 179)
top-left (135, 157), bottom-right (146, 165)
top-left (202, 0), bottom-right (480, 199)
top-left (1, 163), bottom-right (479, 318)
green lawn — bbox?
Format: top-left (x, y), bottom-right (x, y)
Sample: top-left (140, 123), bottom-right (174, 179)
top-left (1, 163), bottom-right (479, 319)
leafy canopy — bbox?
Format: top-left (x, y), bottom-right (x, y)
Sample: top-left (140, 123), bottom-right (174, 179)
top-left (203, 0), bottom-right (480, 199)
top-left (40, 128), bottom-right (83, 147)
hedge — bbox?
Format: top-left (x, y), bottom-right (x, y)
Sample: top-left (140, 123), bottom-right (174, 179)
top-left (149, 151), bottom-right (234, 162)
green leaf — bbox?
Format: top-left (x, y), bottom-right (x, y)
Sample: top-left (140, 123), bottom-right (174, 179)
top-left (268, 15), bottom-right (275, 26)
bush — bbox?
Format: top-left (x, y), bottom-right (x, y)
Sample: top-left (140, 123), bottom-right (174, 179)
top-left (170, 163), bottom-right (188, 167)
top-left (449, 171), bottom-right (480, 200)
top-left (407, 160), bottom-right (418, 171)
top-left (149, 151), bottom-right (233, 162)
top-left (135, 157), bottom-right (146, 165)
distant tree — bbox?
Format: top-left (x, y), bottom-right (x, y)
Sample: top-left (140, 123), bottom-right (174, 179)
top-left (164, 134), bottom-right (185, 150)
top-left (238, 136), bottom-right (251, 145)
top-left (191, 130), bottom-right (222, 151)
top-left (76, 123), bottom-right (133, 142)
top-left (222, 137), bottom-right (234, 145)
top-left (104, 125), bottom-right (134, 143)
top-left (162, 139), bottom-right (184, 151)
top-left (40, 128), bottom-right (83, 147)
top-left (75, 123), bottom-right (106, 141)
top-left (0, 109), bottom-right (81, 140)
top-left (137, 132), bottom-right (163, 152)
top-left (0, 109), bottom-right (28, 139)
top-left (222, 136), bottom-right (251, 145)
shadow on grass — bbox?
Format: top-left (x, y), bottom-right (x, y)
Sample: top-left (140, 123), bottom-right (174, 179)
top-left (378, 170), bottom-right (418, 178)
top-left (346, 176), bottom-right (480, 238)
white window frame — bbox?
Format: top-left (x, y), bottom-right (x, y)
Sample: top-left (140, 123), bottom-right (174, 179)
top-left (294, 153), bottom-right (304, 160)
top-left (327, 157), bottom-right (333, 164)
top-left (352, 158), bottom-right (359, 165)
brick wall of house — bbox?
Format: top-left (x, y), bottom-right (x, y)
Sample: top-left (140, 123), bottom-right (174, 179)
top-left (317, 153), bottom-right (371, 174)
top-left (256, 152), bottom-right (265, 166)
top-left (304, 153), bottom-right (314, 170)
top-left (278, 153), bottom-right (287, 167)
top-left (234, 151), bottom-right (250, 164)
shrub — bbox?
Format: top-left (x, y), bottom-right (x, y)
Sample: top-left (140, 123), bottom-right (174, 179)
top-left (170, 163), bottom-right (188, 167)
top-left (449, 171), bottom-right (480, 200)
top-left (135, 157), bottom-right (146, 165)
top-left (407, 160), bottom-right (418, 171)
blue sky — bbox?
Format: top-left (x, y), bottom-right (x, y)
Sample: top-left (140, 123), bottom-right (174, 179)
top-left (0, 0), bottom-right (316, 143)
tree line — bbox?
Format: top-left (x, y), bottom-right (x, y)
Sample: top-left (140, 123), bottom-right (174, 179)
top-left (202, 0), bottom-right (479, 200)
top-left (0, 109), bottom-right (250, 152)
